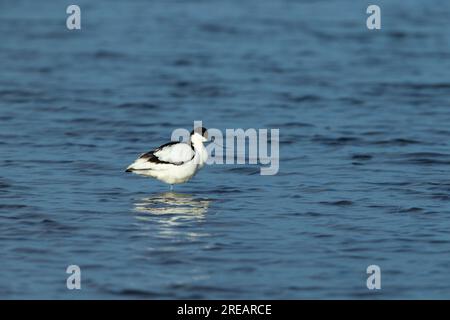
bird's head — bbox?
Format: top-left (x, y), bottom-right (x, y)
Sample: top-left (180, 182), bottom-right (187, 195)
top-left (190, 127), bottom-right (209, 144)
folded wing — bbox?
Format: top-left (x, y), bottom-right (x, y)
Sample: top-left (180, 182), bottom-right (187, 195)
top-left (126, 142), bottom-right (195, 171)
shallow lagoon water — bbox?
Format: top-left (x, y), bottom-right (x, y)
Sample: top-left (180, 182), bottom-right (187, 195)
top-left (1, 0), bottom-right (450, 298)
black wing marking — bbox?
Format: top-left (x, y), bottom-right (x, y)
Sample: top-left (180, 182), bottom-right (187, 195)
top-left (139, 141), bottom-right (177, 160)
top-left (138, 141), bottom-right (194, 165)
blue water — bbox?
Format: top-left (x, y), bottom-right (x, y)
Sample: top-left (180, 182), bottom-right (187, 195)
top-left (1, 0), bottom-right (450, 299)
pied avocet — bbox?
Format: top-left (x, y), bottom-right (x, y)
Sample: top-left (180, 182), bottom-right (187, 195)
top-left (126, 127), bottom-right (209, 188)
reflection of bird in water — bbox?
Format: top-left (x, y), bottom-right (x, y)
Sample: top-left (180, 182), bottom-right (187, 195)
top-left (134, 192), bottom-right (210, 222)
top-left (134, 192), bottom-right (211, 239)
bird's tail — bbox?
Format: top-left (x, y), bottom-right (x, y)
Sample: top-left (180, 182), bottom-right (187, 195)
top-left (125, 163), bottom-right (136, 172)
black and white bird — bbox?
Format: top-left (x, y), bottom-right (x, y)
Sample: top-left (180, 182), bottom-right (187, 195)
top-left (126, 127), bottom-right (209, 188)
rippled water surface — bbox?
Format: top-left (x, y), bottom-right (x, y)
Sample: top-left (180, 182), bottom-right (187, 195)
top-left (1, 0), bottom-right (450, 299)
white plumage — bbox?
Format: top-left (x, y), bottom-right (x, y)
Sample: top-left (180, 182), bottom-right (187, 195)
top-left (126, 127), bottom-right (209, 186)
